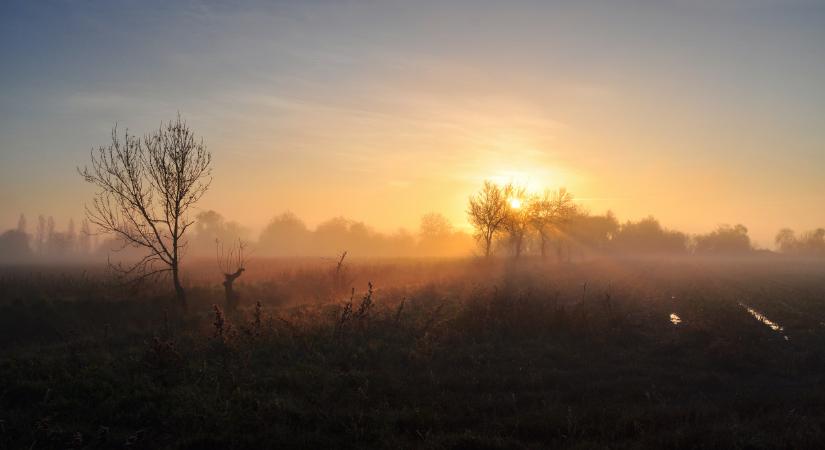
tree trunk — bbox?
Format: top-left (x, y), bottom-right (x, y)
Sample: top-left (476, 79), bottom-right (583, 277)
top-left (540, 234), bottom-right (547, 259)
top-left (172, 263), bottom-right (186, 310)
top-left (484, 235), bottom-right (492, 258)
top-left (223, 268), bottom-right (244, 312)
top-left (223, 280), bottom-right (235, 311)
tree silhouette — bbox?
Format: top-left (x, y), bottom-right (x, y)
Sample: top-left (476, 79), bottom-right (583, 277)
top-left (694, 224), bottom-right (751, 254)
top-left (79, 116), bottom-right (212, 309)
top-left (501, 184), bottom-right (530, 259)
top-left (258, 211), bottom-right (312, 256)
top-left (612, 216), bottom-right (687, 254)
top-left (217, 238), bottom-right (247, 312)
top-left (35, 215), bottom-right (45, 255)
top-left (420, 213), bottom-right (453, 240)
top-left (799, 228), bottom-right (825, 255)
top-left (191, 210), bottom-right (248, 255)
top-left (529, 188), bottom-right (576, 259)
top-left (467, 181), bottom-right (509, 258)
top-left (779, 228), bottom-right (825, 256)
top-left (16, 214), bottom-right (26, 234)
top-left (46, 216), bottom-right (55, 254)
top-left (67, 219), bottom-right (76, 253)
top-left (0, 230), bottom-right (30, 262)
top-left (563, 210), bottom-right (619, 260)
top-left (78, 218), bottom-right (92, 255)
top-left (775, 228), bottom-right (797, 253)
top-left (419, 213), bottom-right (454, 256)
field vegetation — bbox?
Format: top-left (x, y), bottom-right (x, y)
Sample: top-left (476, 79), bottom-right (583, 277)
top-left (2, 257), bottom-right (825, 449)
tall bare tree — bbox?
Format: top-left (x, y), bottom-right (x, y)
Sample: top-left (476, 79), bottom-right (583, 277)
top-left (79, 116), bottom-right (212, 309)
top-left (467, 181), bottom-right (509, 258)
top-left (529, 188), bottom-right (576, 259)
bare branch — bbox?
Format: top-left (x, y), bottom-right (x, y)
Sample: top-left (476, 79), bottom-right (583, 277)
top-left (79, 117), bottom-right (212, 308)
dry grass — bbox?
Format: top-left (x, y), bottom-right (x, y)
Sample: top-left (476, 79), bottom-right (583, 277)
top-left (2, 257), bottom-right (825, 448)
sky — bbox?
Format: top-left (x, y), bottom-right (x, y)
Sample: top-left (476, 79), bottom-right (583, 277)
top-left (1, 0), bottom-right (824, 248)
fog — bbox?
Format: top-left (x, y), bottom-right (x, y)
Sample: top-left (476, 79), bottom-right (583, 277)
top-left (4, 206), bottom-right (824, 266)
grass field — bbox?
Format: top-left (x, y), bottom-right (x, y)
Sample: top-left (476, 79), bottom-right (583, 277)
top-left (2, 257), bottom-right (825, 449)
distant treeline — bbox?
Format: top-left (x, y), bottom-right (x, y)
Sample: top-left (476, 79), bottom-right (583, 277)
top-left (0, 215), bottom-right (98, 263)
top-left (2, 204), bottom-right (824, 263)
top-left (775, 228), bottom-right (825, 256)
top-left (464, 181), bottom-right (786, 260)
top-left (192, 210), bottom-right (476, 258)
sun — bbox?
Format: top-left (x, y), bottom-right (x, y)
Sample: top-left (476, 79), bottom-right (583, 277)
top-left (509, 198), bottom-right (522, 209)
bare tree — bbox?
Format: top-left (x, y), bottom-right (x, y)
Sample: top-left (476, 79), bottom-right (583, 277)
top-left (501, 184), bottom-right (531, 259)
top-left (16, 214), bottom-right (26, 234)
top-left (418, 212), bottom-right (454, 256)
top-left (694, 224), bottom-right (751, 254)
top-left (78, 218), bottom-right (92, 255)
top-left (529, 188), bottom-right (576, 259)
top-left (467, 181), bottom-right (509, 258)
top-left (775, 228), bottom-right (797, 254)
top-left (419, 212), bottom-right (453, 240)
top-left (36, 215), bottom-right (45, 255)
top-left (67, 218), bottom-right (77, 253)
top-left (79, 116), bottom-right (212, 309)
top-left (331, 250), bottom-right (352, 294)
top-left (217, 238), bottom-right (247, 312)
top-left (798, 228), bottom-right (825, 255)
top-left (46, 216), bottom-right (55, 254)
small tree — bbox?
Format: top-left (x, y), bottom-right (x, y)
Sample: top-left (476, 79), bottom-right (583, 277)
top-left (467, 181), bottom-right (509, 258)
top-left (775, 228), bottom-right (797, 254)
top-left (798, 228), bottom-right (825, 255)
top-left (78, 219), bottom-right (92, 255)
top-left (501, 184), bottom-right (531, 259)
top-left (0, 230), bottom-right (31, 263)
top-left (79, 116), bottom-right (212, 309)
top-left (217, 238), bottom-right (247, 312)
top-left (16, 214), bottom-right (27, 234)
top-left (694, 224), bottom-right (751, 254)
top-left (529, 188), bottom-right (576, 259)
top-left (46, 216), bottom-right (55, 254)
top-left (418, 212), bottom-right (454, 256)
top-left (36, 215), bottom-right (46, 255)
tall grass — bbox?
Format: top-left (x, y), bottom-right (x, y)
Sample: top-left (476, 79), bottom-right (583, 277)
top-left (2, 258), bottom-right (825, 448)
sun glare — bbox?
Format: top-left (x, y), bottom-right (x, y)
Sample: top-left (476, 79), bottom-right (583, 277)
top-left (509, 198), bottom-right (522, 209)
top-left (487, 167), bottom-right (562, 195)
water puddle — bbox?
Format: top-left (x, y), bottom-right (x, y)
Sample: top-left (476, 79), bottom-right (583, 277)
top-left (669, 313), bottom-right (682, 325)
top-left (739, 302), bottom-right (789, 340)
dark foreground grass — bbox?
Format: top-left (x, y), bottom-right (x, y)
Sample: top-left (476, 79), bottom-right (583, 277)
top-left (2, 259), bottom-right (825, 449)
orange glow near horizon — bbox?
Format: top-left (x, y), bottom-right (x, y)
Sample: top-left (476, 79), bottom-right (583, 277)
top-left (2, 1), bottom-right (824, 251)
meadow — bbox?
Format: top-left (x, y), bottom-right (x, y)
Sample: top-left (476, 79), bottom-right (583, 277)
top-left (2, 256), bottom-right (825, 449)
